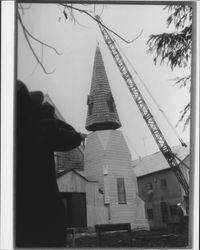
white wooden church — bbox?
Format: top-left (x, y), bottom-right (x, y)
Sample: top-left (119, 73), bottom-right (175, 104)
top-left (56, 46), bottom-right (149, 230)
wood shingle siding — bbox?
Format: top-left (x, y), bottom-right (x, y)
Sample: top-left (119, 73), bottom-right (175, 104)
top-left (85, 47), bottom-right (121, 131)
top-left (55, 147), bottom-right (84, 171)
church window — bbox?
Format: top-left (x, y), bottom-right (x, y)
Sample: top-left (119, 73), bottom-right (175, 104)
top-left (87, 95), bottom-right (94, 115)
top-left (89, 103), bottom-right (93, 115)
top-left (160, 178), bottom-right (167, 188)
top-left (146, 182), bottom-right (153, 202)
top-left (117, 178), bottom-right (127, 204)
top-left (147, 208), bottom-right (154, 220)
top-left (148, 192), bottom-right (154, 202)
top-left (170, 205), bottom-right (178, 216)
top-left (146, 182), bottom-right (153, 191)
top-left (107, 93), bottom-right (114, 112)
top-left (160, 201), bottom-right (169, 223)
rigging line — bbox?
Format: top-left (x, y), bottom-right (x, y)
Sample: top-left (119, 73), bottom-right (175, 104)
top-left (123, 131), bottom-right (141, 159)
top-left (96, 31), bottom-right (99, 46)
top-left (112, 36), bottom-right (187, 148)
top-left (109, 35), bottom-right (170, 146)
top-left (173, 154), bottom-right (190, 170)
top-left (115, 38), bottom-right (187, 147)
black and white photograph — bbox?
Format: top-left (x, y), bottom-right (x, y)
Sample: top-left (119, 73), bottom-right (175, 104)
top-left (1, 0), bottom-right (199, 249)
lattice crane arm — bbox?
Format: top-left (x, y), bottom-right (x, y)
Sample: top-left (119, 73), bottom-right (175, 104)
top-left (96, 15), bottom-right (189, 196)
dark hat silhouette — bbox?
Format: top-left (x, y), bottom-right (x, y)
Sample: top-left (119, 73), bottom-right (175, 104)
top-left (17, 80), bottom-right (31, 117)
top-left (17, 80), bottom-right (45, 116)
top-left (37, 102), bottom-right (55, 118)
top-left (30, 91), bottom-right (44, 110)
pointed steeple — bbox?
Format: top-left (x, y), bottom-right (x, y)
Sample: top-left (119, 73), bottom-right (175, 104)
top-left (85, 46), bottom-right (121, 131)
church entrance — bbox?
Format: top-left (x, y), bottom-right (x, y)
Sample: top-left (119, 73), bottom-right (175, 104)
top-left (60, 192), bottom-right (87, 228)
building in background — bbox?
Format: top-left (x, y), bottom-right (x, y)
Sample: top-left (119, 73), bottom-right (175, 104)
top-left (133, 145), bottom-right (189, 230)
top-left (56, 169), bottom-right (107, 229)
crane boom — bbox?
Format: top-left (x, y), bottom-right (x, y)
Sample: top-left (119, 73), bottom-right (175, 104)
top-left (96, 16), bottom-right (189, 196)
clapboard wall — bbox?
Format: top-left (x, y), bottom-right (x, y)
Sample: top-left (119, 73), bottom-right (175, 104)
top-left (84, 130), bottom-right (149, 229)
top-left (57, 170), bottom-right (108, 227)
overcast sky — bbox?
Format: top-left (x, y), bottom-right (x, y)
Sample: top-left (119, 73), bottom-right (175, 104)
top-left (17, 3), bottom-right (191, 159)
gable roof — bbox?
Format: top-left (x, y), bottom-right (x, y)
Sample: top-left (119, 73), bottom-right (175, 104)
top-left (56, 169), bottom-right (98, 183)
top-left (133, 144), bottom-right (190, 177)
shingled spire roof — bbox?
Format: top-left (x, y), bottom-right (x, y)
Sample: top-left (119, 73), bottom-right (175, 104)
top-left (85, 46), bottom-right (121, 131)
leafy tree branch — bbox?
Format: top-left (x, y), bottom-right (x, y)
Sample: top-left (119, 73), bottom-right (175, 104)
top-left (147, 5), bottom-right (192, 130)
top-left (147, 26), bottom-right (192, 69)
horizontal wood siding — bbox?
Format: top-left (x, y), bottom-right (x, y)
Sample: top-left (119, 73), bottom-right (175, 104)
top-left (103, 130), bottom-right (137, 226)
top-left (84, 132), bottom-right (105, 187)
top-left (84, 130), bottom-right (148, 229)
top-left (57, 171), bottom-right (107, 227)
top-left (57, 172), bottom-right (86, 193)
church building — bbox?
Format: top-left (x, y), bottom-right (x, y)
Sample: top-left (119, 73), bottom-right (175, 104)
top-left (83, 46), bottom-right (148, 229)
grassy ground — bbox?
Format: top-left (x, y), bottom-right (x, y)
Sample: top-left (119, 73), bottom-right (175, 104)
top-left (66, 230), bottom-right (189, 248)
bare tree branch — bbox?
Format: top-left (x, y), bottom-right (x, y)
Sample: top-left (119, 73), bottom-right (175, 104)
top-left (31, 44), bottom-right (44, 75)
top-left (18, 3), bottom-right (137, 75)
top-left (63, 7), bottom-right (91, 29)
top-left (60, 4), bottom-right (136, 44)
top-left (17, 10), bottom-right (56, 74)
top-left (19, 3), bottom-right (25, 15)
top-left (18, 3), bottom-right (32, 15)
top-left (99, 5), bottom-right (104, 17)
top-left (22, 22), bottom-right (62, 56)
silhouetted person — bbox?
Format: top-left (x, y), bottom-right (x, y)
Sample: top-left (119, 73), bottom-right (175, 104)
top-left (16, 80), bottom-right (83, 247)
